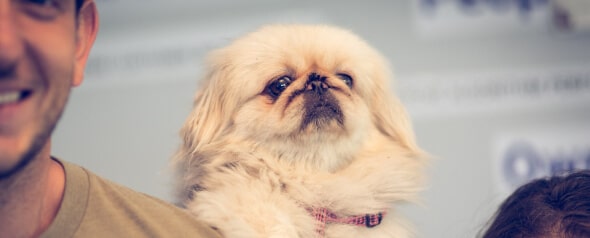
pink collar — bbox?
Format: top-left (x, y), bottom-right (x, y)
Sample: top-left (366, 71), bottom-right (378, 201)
top-left (308, 207), bottom-right (385, 236)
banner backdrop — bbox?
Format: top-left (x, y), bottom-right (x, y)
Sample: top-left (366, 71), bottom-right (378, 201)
top-left (52, 1), bottom-right (590, 238)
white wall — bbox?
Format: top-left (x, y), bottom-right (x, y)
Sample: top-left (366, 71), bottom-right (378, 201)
top-left (52, 1), bottom-right (590, 237)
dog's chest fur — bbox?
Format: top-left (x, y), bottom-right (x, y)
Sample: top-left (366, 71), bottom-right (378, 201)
top-left (185, 140), bottom-right (421, 237)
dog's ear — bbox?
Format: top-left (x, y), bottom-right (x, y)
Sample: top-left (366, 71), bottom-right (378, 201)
top-left (368, 66), bottom-right (422, 155)
top-left (172, 60), bottom-right (234, 201)
top-left (178, 67), bottom-right (233, 160)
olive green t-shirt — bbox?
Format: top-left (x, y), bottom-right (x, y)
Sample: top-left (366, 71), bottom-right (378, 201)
top-left (40, 159), bottom-right (220, 238)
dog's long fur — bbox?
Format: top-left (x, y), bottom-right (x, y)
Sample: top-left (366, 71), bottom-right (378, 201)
top-left (173, 24), bottom-right (427, 238)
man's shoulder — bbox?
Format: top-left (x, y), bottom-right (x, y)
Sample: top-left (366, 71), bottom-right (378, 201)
top-left (84, 168), bottom-right (220, 236)
top-left (45, 159), bottom-right (221, 238)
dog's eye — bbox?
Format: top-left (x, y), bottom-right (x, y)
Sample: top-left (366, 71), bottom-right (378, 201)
top-left (337, 74), bottom-right (353, 88)
top-left (267, 76), bottom-right (292, 98)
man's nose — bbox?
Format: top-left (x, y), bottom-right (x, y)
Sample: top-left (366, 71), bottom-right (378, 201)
top-left (0, 5), bottom-right (23, 78)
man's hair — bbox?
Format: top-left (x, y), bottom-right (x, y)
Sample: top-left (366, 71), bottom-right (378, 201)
top-left (76, 0), bottom-right (84, 13)
top-left (481, 170), bottom-right (590, 237)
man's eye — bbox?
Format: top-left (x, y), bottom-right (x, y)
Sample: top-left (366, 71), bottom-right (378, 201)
top-left (27, 0), bottom-right (53, 6)
top-left (21, 0), bottom-right (62, 20)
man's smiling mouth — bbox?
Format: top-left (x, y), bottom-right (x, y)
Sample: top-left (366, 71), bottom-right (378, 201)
top-left (0, 91), bottom-right (32, 106)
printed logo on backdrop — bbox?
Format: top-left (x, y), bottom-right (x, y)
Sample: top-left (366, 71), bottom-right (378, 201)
top-left (397, 67), bottom-right (590, 118)
top-left (413, 0), bottom-right (552, 38)
top-left (493, 128), bottom-right (590, 195)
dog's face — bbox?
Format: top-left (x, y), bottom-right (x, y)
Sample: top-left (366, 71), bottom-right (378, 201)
top-left (180, 25), bottom-right (418, 171)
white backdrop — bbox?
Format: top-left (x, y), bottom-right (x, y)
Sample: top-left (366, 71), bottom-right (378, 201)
top-left (52, 1), bottom-right (590, 237)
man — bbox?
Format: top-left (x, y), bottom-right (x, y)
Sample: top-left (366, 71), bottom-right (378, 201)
top-left (0, 0), bottom-right (220, 237)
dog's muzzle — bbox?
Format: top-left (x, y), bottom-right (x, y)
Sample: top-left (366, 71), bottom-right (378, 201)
top-left (300, 73), bottom-right (344, 129)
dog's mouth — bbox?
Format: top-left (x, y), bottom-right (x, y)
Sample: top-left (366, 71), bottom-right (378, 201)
top-left (295, 73), bottom-right (344, 130)
top-left (300, 93), bottom-right (344, 130)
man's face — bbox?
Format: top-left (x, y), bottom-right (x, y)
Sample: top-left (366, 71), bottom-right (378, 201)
top-left (0, 0), bottom-right (81, 177)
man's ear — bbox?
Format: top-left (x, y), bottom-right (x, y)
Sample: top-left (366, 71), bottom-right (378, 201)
top-left (72, 0), bottom-right (99, 87)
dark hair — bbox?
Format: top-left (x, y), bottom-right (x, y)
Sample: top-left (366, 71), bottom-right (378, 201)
top-left (76, 0), bottom-right (84, 12)
top-left (481, 170), bottom-right (590, 238)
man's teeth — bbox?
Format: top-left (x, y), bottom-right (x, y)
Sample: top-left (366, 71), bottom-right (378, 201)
top-left (0, 92), bottom-right (21, 105)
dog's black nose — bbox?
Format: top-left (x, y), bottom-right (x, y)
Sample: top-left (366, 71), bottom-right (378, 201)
top-left (306, 73), bottom-right (328, 95)
top-left (308, 80), bottom-right (328, 94)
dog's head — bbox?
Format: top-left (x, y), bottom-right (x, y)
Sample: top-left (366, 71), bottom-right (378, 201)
top-left (176, 24), bottom-right (420, 172)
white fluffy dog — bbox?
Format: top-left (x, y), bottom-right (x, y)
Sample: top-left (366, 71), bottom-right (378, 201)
top-left (173, 24), bottom-right (427, 238)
